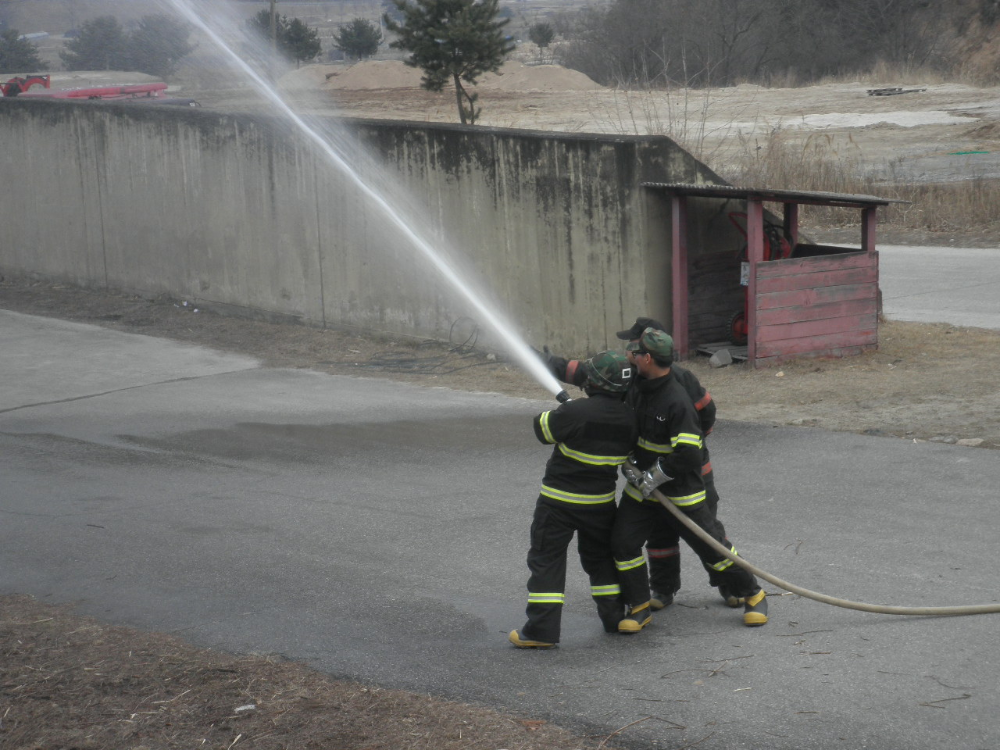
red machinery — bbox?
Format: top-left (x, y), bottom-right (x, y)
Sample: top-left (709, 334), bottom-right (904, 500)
top-left (0, 74), bottom-right (51, 97)
top-left (728, 211), bottom-right (792, 345)
top-left (2, 75), bottom-right (198, 106)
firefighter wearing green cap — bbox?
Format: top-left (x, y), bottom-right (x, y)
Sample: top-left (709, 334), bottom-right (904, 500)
top-left (615, 328), bottom-right (767, 631)
top-left (510, 351), bottom-right (638, 648)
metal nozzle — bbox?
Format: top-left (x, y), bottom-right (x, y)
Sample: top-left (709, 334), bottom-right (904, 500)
top-left (555, 389), bottom-right (572, 403)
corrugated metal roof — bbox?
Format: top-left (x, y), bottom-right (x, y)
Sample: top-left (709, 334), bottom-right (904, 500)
top-left (640, 182), bottom-right (907, 207)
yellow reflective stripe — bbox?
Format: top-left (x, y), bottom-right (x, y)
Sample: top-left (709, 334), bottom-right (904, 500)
top-left (528, 592), bottom-right (565, 604)
top-left (624, 484), bottom-right (644, 501)
top-left (710, 546), bottom-right (738, 572)
top-left (539, 411), bottom-right (555, 443)
top-left (638, 437), bottom-right (672, 453)
top-left (672, 432), bottom-right (704, 449)
top-left (591, 584), bottom-right (621, 597)
top-left (557, 443), bottom-right (628, 466)
top-left (666, 490), bottom-right (707, 507)
top-left (615, 556), bottom-right (646, 572)
top-left (540, 485), bottom-right (615, 504)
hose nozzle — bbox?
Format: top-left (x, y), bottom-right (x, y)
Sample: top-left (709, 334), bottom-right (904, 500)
top-left (555, 389), bottom-right (572, 403)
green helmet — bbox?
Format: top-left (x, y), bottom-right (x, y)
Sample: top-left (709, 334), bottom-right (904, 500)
top-left (582, 350), bottom-right (633, 393)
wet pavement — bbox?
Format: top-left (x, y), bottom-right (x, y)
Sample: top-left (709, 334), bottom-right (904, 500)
top-left (3, 308), bottom-right (1000, 750)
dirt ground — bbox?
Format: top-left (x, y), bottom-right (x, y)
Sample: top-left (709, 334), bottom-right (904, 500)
top-left (6, 63), bottom-right (1000, 748)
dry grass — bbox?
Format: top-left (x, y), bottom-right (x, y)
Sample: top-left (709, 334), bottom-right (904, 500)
top-left (0, 595), bottom-right (605, 750)
top-left (713, 129), bottom-right (1000, 234)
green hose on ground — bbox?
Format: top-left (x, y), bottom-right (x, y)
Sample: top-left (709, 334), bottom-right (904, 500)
top-left (653, 489), bottom-right (1000, 616)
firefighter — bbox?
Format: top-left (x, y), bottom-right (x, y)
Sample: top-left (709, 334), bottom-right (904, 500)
top-left (509, 351), bottom-right (638, 648)
top-left (615, 317), bottom-right (740, 609)
top-left (542, 317), bottom-right (735, 609)
top-left (614, 328), bottom-right (767, 631)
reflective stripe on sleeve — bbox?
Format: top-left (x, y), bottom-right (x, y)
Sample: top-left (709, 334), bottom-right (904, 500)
top-left (540, 485), bottom-right (616, 504)
top-left (665, 489), bottom-right (707, 507)
top-left (558, 443), bottom-right (628, 466)
top-left (538, 411), bottom-right (556, 443)
top-left (591, 584), bottom-right (621, 597)
top-left (694, 391), bottom-right (712, 410)
top-left (528, 592), bottom-right (566, 605)
top-left (638, 437), bottom-right (673, 454)
top-left (671, 432), bottom-right (704, 450)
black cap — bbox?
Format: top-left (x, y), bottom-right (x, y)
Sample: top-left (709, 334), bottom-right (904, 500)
top-left (615, 316), bottom-right (666, 340)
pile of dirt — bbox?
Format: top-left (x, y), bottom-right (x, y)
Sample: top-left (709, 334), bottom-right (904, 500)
top-left (321, 60), bottom-right (424, 89)
top-left (478, 62), bottom-right (603, 92)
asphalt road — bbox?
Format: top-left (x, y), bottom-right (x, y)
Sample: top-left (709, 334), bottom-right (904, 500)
top-left (3, 306), bottom-right (1000, 750)
top-left (875, 244), bottom-right (1000, 329)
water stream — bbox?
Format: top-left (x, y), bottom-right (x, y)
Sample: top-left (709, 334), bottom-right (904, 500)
top-left (162, 0), bottom-right (565, 399)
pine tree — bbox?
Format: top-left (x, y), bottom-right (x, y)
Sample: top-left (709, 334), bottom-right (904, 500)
top-left (125, 15), bottom-right (196, 78)
top-left (60, 16), bottom-right (129, 71)
top-left (528, 22), bottom-right (554, 49)
top-left (284, 18), bottom-right (322, 67)
top-left (383, 0), bottom-right (516, 125)
top-left (334, 18), bottom-right (384, 60)
top-left (0, 29), bottom-right (48, 73)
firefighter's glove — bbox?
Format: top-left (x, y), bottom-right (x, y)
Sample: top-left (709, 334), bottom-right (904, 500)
top-left (638, 458), bottom-right (673, 499)
top-left (621, 454), bottom-right (643, 487)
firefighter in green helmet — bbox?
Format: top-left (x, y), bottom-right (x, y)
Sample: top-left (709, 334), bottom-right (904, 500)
top-left (509, 351), bottom-right (638, 648)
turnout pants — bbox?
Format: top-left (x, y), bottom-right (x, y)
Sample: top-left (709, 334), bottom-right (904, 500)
top-left (521, 498), bottom-right (623, 643)
top-left (647, 469), bottom-right (728, 595)
top-left (613, 489), bottom-right (757, 608)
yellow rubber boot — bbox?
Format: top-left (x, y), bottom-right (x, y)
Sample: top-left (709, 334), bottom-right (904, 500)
top-left (618, 602), bottom-right (652, 633)
top-left (743, 589), bottom-right (768, 627)
top-left (509, 629), bottom-right (556, 648)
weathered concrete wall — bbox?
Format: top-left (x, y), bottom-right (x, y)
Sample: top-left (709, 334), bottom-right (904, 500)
top-left (0, 100), bottom-right (726, 355)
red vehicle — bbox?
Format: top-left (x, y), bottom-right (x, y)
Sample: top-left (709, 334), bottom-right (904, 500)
top-left (2, 75), bottom-right (198, 106)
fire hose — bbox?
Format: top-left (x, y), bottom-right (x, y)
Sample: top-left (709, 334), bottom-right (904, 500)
top-left (650, 488), bottom-right (1000, 617)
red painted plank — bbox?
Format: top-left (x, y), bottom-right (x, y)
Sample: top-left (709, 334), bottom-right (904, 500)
top-left (755, 343), bottom-right (877, 365)
top-left (757, 282), bottom-right (876, 310)
top-left (756, 331), bottom-right (877, 359)
top-left (757, 265), bottom-right (877, 294)
top-left (756, 313), bottom-right (878, 343)
top-left (756, 298), bottom-right (876, 327)
top-left (757, 251), bottom-right (873, 279)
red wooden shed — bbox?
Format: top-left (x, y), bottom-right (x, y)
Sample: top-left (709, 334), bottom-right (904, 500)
top-left (642, 183), bottom-right (903, 368)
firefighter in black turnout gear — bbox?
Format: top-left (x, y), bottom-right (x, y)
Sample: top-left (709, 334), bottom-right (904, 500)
top-left (544, 318), bottom-right (735, 609)
top-left (509, 351), bottom-right (638, 648)
top-left (614, 328), bottom-right (767, 631)
top-left (616, 317), bottom-right (739, 609)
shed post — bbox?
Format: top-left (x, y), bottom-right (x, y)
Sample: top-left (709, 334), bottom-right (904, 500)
top-left (862, 206), bottom-right (877, 254)
top-left (671, 195), bottom-right (689, 358)
top-left (746, 198), bottom-right (764, 366)
top-left (783, 202), bottom-right (799, 248)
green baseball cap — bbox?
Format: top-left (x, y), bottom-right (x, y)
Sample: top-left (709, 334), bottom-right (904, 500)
top-left (635, 328), bottom-right (674, 360)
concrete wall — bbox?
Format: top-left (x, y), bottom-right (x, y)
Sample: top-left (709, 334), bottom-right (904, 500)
top-left (0, 100), bottom-right (727, 356)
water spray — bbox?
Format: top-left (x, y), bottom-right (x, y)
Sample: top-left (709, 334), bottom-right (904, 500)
top-left (163, 0), bottom-right (565, 400)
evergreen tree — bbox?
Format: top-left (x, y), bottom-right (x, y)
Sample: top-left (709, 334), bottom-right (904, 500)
top-left (383, 0), bottom-right (516, 125)
top-left (125, 15), bottom-right (196, 78)
top-left (284, 17), bottom-right (322, 67)
top-left (0, 29), bottom-right (48, 72)
top-left (60, 16), bottom-right (129, 71)
top-left (528, 22), bottom-right (554, 49)
top-left (334, 18), bottom-right (384, 59)
top-left (246, 9), bottom-right (321, 67)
